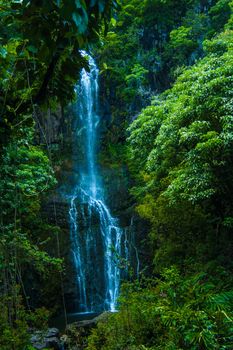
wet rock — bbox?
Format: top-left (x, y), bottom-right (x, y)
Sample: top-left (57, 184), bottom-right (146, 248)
top-left (76, 311), bottom-right (111, 328)
top-left (30, 328), bottom-right (63, 350)
top-left (63, 312), bottom-right (111, 350)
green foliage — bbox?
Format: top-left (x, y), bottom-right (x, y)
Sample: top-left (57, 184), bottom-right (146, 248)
top-left (96, 0), bottom-right (232, 111)
top-left (0, 289), bottom-right (50, 350)
top-left (0, 0), bottom-right (118, 140)
top-left (128, 23), bottom-right (233, 268)
top-left (87, 268), bottom-right (233, 350)
top-left (96, 0), bottom-right (232, 166)
top-left (0, 122), bottom-right (62, 348)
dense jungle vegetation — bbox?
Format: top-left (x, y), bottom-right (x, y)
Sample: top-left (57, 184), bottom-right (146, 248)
top-left (0, 0), bottom-right (117, 348)
top-left (0, 0), bottom-right (233, 349)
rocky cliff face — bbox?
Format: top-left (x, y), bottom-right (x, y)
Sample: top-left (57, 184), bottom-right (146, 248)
top-left (38, 101), bottom-right (148, 312)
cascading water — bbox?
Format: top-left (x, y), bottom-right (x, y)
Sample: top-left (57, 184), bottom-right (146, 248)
top-left (69, 53), bottom-right (123, 312)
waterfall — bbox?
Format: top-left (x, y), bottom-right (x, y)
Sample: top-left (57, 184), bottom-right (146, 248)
top-left (69, 53), bottom-right (123, 312)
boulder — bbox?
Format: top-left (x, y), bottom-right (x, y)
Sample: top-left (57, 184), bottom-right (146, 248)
top-left (30, 328), bottom-right (63, 350)
top-left (63, 312), bottom-right (111, 350)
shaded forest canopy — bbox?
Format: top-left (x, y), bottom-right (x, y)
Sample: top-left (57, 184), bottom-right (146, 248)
top-left (0, 0), bottom-right (233, 349)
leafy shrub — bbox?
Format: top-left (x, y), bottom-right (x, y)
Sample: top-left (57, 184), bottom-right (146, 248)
top-left (87, 267), bottom-right (233, 350)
